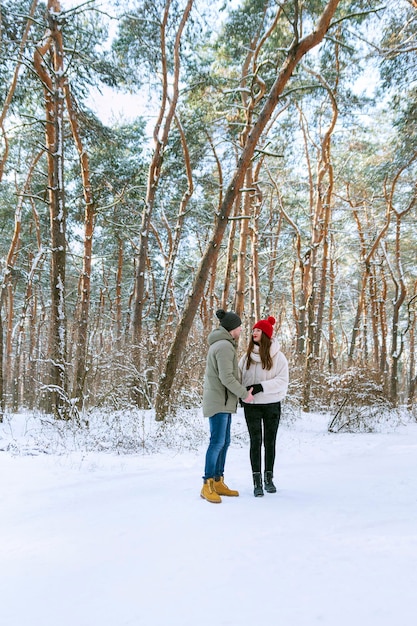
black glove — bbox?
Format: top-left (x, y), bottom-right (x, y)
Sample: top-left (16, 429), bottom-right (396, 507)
top-left (247, 383), bottom-right (263, 395)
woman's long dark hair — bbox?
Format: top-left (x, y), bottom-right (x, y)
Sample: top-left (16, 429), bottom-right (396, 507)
top-left (245, 332), bottom-right (273, 370)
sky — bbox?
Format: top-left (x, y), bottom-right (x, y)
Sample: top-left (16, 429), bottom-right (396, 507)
top-left (1, 408), bottom-right (416, 626)
top-left (60, 0), bottom-right (378, 128)
top-left (61, 0), bottom-right (147, 124)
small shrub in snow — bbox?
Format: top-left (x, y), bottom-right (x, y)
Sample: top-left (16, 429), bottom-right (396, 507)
top-left (0, 407), bottom-right (210, 456)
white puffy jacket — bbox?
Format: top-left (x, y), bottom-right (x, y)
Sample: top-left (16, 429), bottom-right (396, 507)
top-left (238, 338), bottom-right (289, 404)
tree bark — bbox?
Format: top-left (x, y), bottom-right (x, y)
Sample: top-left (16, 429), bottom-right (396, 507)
top-left (131, 0), bottom-right (194, 362)
top-left (65, 85), bottom-right (95, 410)
top-left (34, 0), bottom-right (68, 418)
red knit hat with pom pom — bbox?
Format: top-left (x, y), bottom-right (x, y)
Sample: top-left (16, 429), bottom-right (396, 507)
top-left (253, 316), bottom-right (276, 339)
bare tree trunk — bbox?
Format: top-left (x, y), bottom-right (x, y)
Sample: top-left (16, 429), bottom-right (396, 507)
top-left (300, 68), bottom-right (338, 361)
top-left (249, 193), bottom-right (261, 322)
top-left (65, 86), bottom-right (95, 410)
top-left (156, 112), bottom-right (193, 324)
top-left (27, 196), bottom-right (44, 409)
top-left (328, 246), bottom-right (337, 371)
top-left (155, 0), bottom-right (343, 420)
top-left (115, 237), bottom-right (124, 352)
top-left (34, 0), bottom-right (68, 418)
top-left (131, 0), bottom-right (194, 362)
top-left (221, 197), bottom-right (239, 308)
top-left (302, 253), bottom-right (317, 412)
top-left (384, 152), bottom-right (417, 402)
top-left (300, 68), bottom-right (338, 409)
top-left (379, 264), bottom-right (389, 390)
top-left (268, 171), bottom-right (303, 356)
top-left (12, 248), bottom-right (45, 410)
top-left (234, 169), bottom-right (252, 316)
top-left (246, 160), bottom-right (263, 323)
top-left (369, 265), bottom-right (380, 369)
top-left (407, 291), bottom-right (417, 408)
top-left (1, 150), bottom-right (43, 407)
top-left (347, 196), bottom-right (391, 365)
top-left (294, 102), bottom-right (314, 360)
top-left (0, 306), bottom-right (3, 421)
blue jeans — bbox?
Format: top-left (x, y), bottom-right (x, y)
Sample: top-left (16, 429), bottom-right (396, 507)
top-left (203, 413), bottom-right (231, 480)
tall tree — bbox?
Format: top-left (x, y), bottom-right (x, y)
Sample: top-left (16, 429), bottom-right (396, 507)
top-left (128, 0), bottom-right (195, 374)
top-left (0, 0), bottom-right (40, 412)
top-left (34, 0), bottom-right (68, 417)
top-left (65, 86), bottom-right (95, 410)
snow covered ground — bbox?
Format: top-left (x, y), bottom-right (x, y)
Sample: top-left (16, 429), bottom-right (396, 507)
top-left (1, 408), bottom-right (416, 626)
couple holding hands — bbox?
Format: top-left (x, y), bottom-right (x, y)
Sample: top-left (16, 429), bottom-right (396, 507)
top-left (201, 309), bottom-right (289, 503)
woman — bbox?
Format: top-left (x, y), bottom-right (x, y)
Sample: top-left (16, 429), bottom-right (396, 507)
top-left (238, 316), bottom-right (289, 497)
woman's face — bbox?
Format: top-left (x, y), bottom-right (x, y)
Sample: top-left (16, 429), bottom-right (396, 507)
top-left (252, 328), bottom-right (263, 343)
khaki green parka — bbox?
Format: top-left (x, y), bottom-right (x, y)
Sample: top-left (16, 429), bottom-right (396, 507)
top-left (202, 326), bottom-right (248, 417)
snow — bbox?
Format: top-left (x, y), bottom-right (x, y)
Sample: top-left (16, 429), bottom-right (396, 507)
top-left (1, 409), bottom-right (416, 625)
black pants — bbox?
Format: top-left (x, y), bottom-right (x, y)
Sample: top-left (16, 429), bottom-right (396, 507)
top-left (244, 402), bottom-right (281, 474)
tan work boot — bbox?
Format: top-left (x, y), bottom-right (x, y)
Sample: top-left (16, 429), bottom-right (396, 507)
top-left (213, 476), bottom-right (239, 497)
top-left (200, 478), bottom-right (222, 503)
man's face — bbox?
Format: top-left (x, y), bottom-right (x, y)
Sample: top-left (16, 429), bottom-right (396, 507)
top-left (229, 325), bottom-right (242, 340)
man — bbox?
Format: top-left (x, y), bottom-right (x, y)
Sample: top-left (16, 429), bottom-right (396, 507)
top-left (201, 309), bottom-right (254, 503)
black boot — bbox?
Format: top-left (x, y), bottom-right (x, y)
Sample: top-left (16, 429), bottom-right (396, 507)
top-left (253, 472), bottom-right (264, 497)
top-left (264, 471), bottom-right (277, 493)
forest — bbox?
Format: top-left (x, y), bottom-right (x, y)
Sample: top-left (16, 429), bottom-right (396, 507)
top-left (0, 0), bottom-right (416, 427)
